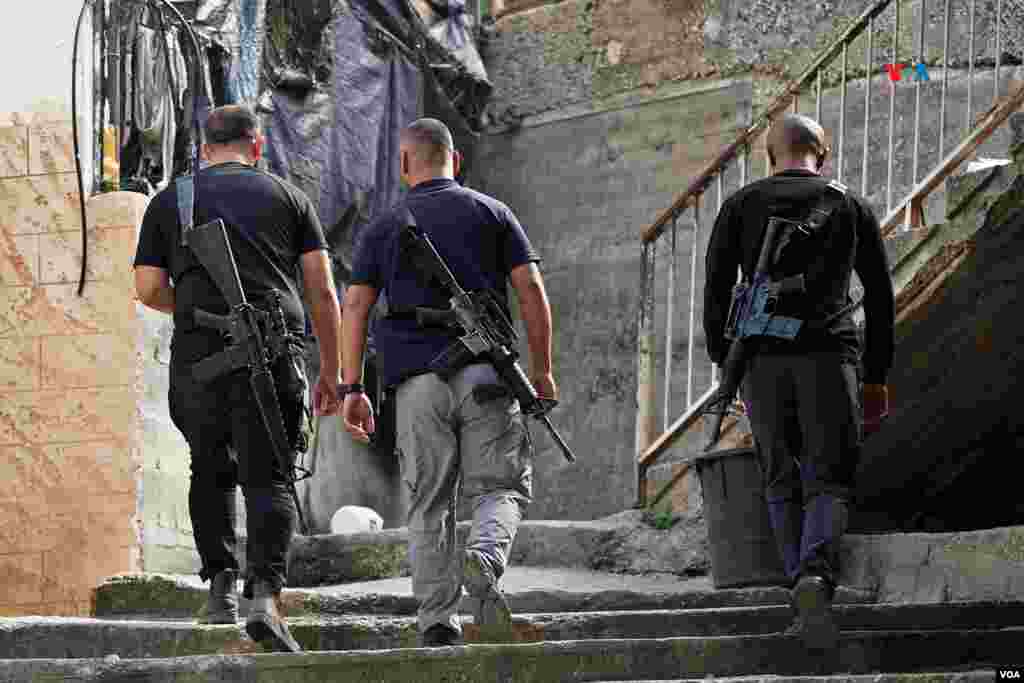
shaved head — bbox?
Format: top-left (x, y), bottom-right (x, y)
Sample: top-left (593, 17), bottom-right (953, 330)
top-left (766, 114), bottom-right (828, 169)
top-left (400, 118), bottom-right (454, 168)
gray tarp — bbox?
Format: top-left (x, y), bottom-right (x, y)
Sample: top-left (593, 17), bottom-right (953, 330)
top-left (261, 1), bottom-right (425, 532)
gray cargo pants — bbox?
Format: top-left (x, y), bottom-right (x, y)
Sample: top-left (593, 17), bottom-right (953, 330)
top-left (395, 363), bottom-right (533, 633)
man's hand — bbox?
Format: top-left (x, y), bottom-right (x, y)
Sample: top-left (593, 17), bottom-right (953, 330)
top-left (312, 374), bottom-right (340, 416)
top-left (863, 383), bottom-right (889, 436)
top-left (342, 392), bottom-right (376, 444)
top-left (531, 372), bottom-right (558, 401)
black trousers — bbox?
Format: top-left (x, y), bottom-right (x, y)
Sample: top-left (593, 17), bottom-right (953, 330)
top-left (169, 340), bottom-right (307, 597)
top-left (742, 351), bottom-right (862, 588)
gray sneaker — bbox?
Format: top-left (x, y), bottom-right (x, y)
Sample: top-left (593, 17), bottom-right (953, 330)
top-left (463, 549), bottom-right (513, 642)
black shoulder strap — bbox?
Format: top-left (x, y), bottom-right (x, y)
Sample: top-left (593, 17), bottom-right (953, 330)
top-left (176, 174), bottom-right (195, 247)
top-left (802, 179), bottom-right (848, 237)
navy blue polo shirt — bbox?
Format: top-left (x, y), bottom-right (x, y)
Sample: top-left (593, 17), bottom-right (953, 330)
top-left (350, 178), bottom-right (540, 387)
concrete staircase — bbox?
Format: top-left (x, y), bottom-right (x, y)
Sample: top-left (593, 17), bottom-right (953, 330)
top-left (643, 115), bottom-right (1024, 530)
top-left (3, 520), bottom-right (1024, 681)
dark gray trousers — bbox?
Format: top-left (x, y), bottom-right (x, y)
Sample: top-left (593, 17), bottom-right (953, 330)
top-left (742, 351), bottom-right (862, 588)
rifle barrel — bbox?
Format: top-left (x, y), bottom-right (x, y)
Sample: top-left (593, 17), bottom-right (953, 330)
top-left (539, 414), bottom-right (576, 463)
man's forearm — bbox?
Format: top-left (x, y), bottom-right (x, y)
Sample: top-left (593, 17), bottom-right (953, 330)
top-left (140, 285), bottom-right (175, 315)
top-left (308, 287), bottom-right (342, 380)
top-left (517, 279), bottom-right (553, 377)
top-left (342, 306), bottom-right (370, 384)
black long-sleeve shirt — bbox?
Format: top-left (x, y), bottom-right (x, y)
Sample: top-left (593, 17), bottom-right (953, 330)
top-left (703, 170), bottom-right (895, 384)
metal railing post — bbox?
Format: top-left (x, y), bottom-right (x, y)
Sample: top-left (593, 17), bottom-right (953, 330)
top-left (886, 0), bottom-right (899, 214)
top-left (635, 240), bottom-right (658, 504)
top-left (863, 15), bottom-right (874, 197)
top-left (686, 196), bottom-right (701, 407)
top-left (994, 0), bottom-right (1003, 105)
top-left (839, 41), bottom-right (848, 183)
top-left (967, 0), bottom-right (976, 128)
top-left (939, 0), bottom-right (951, 159)
top-left (662, 215), bottom-right (678, 432)
top-left (712, 172), bottom-right (725, 386)
top-left (816, 70), bottom-right (823, 122)
top-left (912, 0), bottom-right (925, 189)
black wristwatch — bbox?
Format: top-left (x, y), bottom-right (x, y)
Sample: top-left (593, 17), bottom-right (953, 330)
top-left (338, 383), bottom-right (365, 396)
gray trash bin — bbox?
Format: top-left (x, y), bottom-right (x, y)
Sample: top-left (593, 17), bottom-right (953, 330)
top-left (695, 447), bottom-right (789, 588)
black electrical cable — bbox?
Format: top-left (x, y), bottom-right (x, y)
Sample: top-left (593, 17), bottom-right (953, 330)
top-left (72, 0), bottom-right (94, 297)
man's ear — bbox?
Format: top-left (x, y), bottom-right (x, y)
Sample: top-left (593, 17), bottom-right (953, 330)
top-left (401, 150), bottom-right (410, 177)
top-left (816, 145), bottom-right (830, 171)
top-left (452, 150), bottom-right (462, 177)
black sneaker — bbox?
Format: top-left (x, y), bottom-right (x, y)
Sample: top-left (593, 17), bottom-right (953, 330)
top-left (421, 623), bottom-right (461, 647)
top-left (787, 574), bottom-right (839, 651)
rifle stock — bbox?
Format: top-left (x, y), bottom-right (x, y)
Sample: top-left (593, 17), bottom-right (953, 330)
top-left (187, 219), bottom-right (247, 307)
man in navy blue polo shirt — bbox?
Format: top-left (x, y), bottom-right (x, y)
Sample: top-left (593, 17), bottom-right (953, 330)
top-left (340, 118), bottom-right (557, 646)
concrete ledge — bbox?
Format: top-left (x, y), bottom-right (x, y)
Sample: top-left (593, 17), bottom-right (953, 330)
top-left (600, 675), bottom-right (995, 683)
top-left (288, 529), bottom-right (410, 587)
top-left (2, 628), bottom-right (1022, 682)
top-left (92, 569), bottom-right (878, 621)
top-left (841, 526), bottom-right (1024, 604)
top-left (289, 512), bottom-right (714, 584)
top-left (8, 602), bottom-right (1024, 659)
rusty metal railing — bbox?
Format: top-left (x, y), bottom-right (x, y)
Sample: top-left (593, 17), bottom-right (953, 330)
top-left (635, 0), bottom-right (1024, 507)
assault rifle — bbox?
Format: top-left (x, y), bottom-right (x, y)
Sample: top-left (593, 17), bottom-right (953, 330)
top-left (704, 181), bottom-right (850, 452)
top-left (401, 210), bottom-right (576, 464)
top-left (178, 178), bottom-right (310, 534)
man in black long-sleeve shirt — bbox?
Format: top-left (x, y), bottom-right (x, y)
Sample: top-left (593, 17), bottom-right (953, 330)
top-left (704, 114), bottom-right (895, 651)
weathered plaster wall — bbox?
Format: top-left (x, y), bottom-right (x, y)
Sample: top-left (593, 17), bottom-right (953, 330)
top-left (0, 114), bottom-right (144, 615)
top-left (483, 0), bottom-right (1022, 129)
top-left (469, 79), bottom-right (751, 519)
top-left (136, 305), bottom-right (199, 574)
top-left (473, 0), bottom-right (1024, 521)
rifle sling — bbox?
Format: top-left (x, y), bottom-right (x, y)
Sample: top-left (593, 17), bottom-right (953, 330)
top-left (750, 180), bottom-right (854, 333)
top-left (176, 175), bottom-right (195, 247)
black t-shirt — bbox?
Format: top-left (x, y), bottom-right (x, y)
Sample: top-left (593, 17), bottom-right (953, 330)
top-left (134, 162), bottom-right (328, 363)
top-left (350, 178), bottom-right (540, 387)
top-left (703, 170), bottom-right (895, 384)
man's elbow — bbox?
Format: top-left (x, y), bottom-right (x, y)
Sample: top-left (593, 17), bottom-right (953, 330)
top-left (135, 285), bottom-right (157, 308)
top-left (308, 282), bottom-right (340, 310)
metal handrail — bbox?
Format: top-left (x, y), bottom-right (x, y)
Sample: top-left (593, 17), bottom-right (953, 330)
top-left (640, 0), bottom-right (894, 245)
top-left (634, 0), bottom-right (1023, 507)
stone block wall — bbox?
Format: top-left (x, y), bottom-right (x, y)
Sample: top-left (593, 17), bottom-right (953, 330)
top-left (0, 113), bottom-right (142, 615)
top-left (0, 112), bottom-right (196, 616)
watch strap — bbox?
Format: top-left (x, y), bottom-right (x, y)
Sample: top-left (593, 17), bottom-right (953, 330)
top-left (339, 383), bottom-right (365, 396)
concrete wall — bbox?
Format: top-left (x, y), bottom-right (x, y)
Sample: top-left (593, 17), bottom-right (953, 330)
top-left (0, 114), bottom-right (145, 615)
top-left (469, 0), bottom-right (1024, 521)
top-left (468, 79), bottom-right (751, 519)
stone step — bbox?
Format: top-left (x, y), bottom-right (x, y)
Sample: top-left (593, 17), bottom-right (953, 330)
top-left (91, 570), bottom-right (874, 620)
top-left (6, 601), bottom-right (1023, 659)
top-left (594, 674), bottom-right (997, 683)
top-left (2, 628), bottom-right (1021, 682)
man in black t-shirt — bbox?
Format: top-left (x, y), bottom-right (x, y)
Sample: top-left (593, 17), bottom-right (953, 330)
top-left (341, 119), bottom-right (557, 646)
top-left (134, 104), bottom-right (342, 653)
top-left (704, 114), bottom-right (895, 651)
